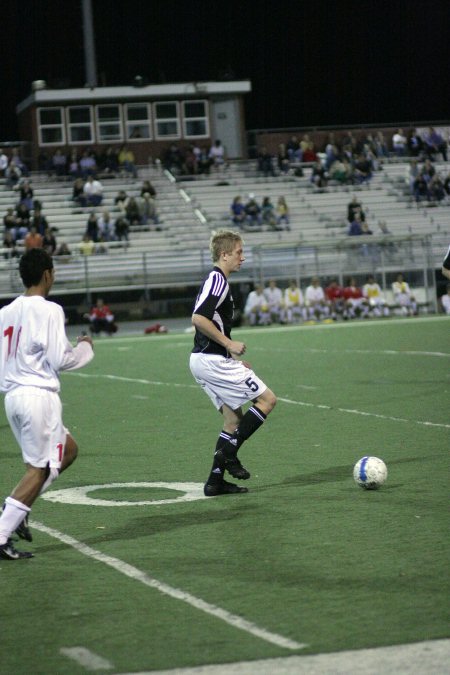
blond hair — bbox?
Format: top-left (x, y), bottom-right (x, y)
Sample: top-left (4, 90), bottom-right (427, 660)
top-left (209, 229), bottom-right (243, 262)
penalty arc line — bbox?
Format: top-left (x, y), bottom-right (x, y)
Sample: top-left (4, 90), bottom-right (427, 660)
top-left (32, 521), bottom-right (307, 653)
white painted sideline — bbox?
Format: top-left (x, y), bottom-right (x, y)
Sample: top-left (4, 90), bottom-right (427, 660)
top-left (114, 639), bottom-right (450, 675)
top-left (60, 647), bottom-right (113, 671)
top-left (32, 521), bottom-right (306, 653)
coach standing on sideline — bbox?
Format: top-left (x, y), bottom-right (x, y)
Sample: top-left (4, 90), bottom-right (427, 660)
top-left (189, 229), bottom-right (276, 496)
top-left (442, 244), bottom-right (450, 280)
top-left (0, 249), bottom-right (94, 559)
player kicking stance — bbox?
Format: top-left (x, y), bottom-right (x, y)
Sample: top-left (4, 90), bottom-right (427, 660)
top-left (0, 249), bottom-right (94, 559)
top-left (189, 230), bottom-right (276, 496)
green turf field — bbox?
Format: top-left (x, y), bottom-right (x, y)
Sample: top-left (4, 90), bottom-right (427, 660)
top-left (1, 317), bottom-right (449, 674)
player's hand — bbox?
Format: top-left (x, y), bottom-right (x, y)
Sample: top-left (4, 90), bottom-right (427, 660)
top-left (77, 335), bottom-right (94, 349)
top-left (228, 340), bottom-right (246, 356)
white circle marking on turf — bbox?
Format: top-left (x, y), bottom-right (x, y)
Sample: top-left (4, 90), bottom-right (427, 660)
top-left (40, 481), bottom-right (205, 506)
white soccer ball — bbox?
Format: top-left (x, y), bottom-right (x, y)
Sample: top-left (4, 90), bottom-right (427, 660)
top-left (353, 456), bottom-right (388, 490)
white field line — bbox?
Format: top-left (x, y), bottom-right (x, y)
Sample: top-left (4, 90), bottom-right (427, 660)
top-left (65, 372), bottom-right (450, 430)
top-left (33, 522), bottom-right (306, 652)
top-left (59, 646), bottom-right (113, 671)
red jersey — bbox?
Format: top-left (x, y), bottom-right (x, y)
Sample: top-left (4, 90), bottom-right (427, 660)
top-left (343, 286), bottom-right (363, 300)
top-left (90, 305), bottom-right (112, 320)
top-left (325, 284), bottom-right (344, 301)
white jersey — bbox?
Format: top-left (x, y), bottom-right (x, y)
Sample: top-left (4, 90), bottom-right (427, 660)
top-left (264, 286), bottom-right (283, 308)
top-left (0, 295), bottom-right (93, 393)
top-left (305, 285), bottom-right (325, 304)
top-left (284, 286), bottom-right (304, 307)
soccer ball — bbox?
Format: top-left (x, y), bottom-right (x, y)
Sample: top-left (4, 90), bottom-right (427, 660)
top-left (353, 456), bottom-right (388, 490)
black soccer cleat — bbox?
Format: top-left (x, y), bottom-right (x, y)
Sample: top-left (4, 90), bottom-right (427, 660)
top-left (214, 450), bottom-right (251, 480)
top-left (204, 480), bottom-right (249, 497)
top-left (0, 539), bottom-right (34, 560)
top-left (15, 514), bottom-right (32, 542)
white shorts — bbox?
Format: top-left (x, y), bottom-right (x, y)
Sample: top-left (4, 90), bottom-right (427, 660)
top-left (5, 387), bottom-right (68, 469)
top-left (190, 353), bottom-right (268, 411)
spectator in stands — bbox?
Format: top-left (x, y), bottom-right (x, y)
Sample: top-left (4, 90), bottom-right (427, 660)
top-left (114, 189), bottom-right (129, 213)
top-left (83, 175), bottom-right (103, 207)
top-left (30, 207), bottom-right (49, 236)
top-left (413, 172), bottom-right (429, 203)
top-left (408, 129), bottom-right (424, 158)
top-left (42, 226), bottom-right (57, 255)
top-left (325, 278), bottom-right (345, 320)
top-left (85, 212), bottom-right (100, 243)
top-left (353, 153), bottom-right (373, 184)
top-left (79, 150), bottom-right (97, 178)
top-left (392, 273), bottom-right (417, 316)
top-left (310, 159), bottom-right (328, 188)
top-left (85, 298), bottom-right (118, 336)
top-left (244, 194), bottom-right (262, 230)
top-left (99, 147), bottom-right (119, 176)
top-left (421, 158), bottom-right (436, 183)
top-left (264, 280), bottom-right (284, 323)
top-left (257, 147), bottom-right (276, 177)
top-left (374, 132), bottom-right (389, 159)
top-left (343, 277), bottom-right (369, 319)
top-left (118, 145), bottom-right (138, 178)
top-left (348, 212), bottom-right (364, 236)
top-left (407, 159), bottom-right (420, 195)
top-left (305, 277), bottom-right (331, 321)
top-left (163, 144), bottom-right (184, 174)
top-left (392, 128), bottom-right (407, 156)
top-left (5, 160), bottom-right (22, 188)
top-left (283, 280), bottom-right (306, 323)
top-left (68, 150), bottom-right (80, 178)
top-left (114, 216), bottom-right (129, 243)
top-left (17, 180), bottom-right (34, 211)
top-left (276, 196), bottom-right (290, 229)
top-left (428, 174), bottom-right (445, 203)
top-left (440, 284), bottom-right (450, 314)
top-left (141, 180), bottom-right (157, 199)
top-left (125, 197), bottom-right (142, 227)
top-left (302, 141), bottom-right (318, 163)
top-left (347, 196), bottom-right (365, 223)
top-left (424, 127), bottom-right (447, 162)
top-left (0, 148), bottom-right (8, 177)
top-left (277, 144), bottom-right (290, 174)
top-left (141, 193), bottom-right (160, 228)
top-left (11, 148), bottom-right (28, 176)
top-left (184, 145), bottom-right (198, 175)
top-left (244, 284), bottom-right (271, 326)
top-left (97, 210), bottom-right (116, 242)
top-left (209, 140), bottom-right (226, 170)
top-left (24, 226), bottom-right (43, 251)
top-left (197, 146), bottom-right (212, 175)
top-left (261, 197), bottom-right (278, 230)
top-left (286, 135), bottom-right (302, 163)
top-left (330, 157), bottom-right (353, 184)
top-left (3, 208), bottom-right (17, 241)
top-left (444, 171), bottom-right (450, 198)
top-left (363, 275), bottom-right (390, 317)
top-left (230, 196), bottom-right (246, 229)
top-left (52, 149), bottom-right (67, 177)
top-left (72, 177), bottom-right (87, 208)
top-left (79, 234), bottom-right (95, 255)
top-left (3, 230), bottom-right (19, 259)
top-left (15, 203), bottom-right (31, 238)
top-left (55, 242), bottom-right (72, 258)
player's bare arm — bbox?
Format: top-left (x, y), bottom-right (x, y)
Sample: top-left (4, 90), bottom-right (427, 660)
top-left (192, 313), bottom-right (246, 356)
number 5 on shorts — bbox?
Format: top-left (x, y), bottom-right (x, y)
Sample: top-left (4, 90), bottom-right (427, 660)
top-left (245, 377), bottom-right (259, 393)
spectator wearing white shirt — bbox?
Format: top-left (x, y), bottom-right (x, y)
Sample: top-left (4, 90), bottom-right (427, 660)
top-left (305, 276), bottom-right (331, 321)
top-left (0, 148), bottom-right (8, 176)
top-left (392, 129), bottom-right (407, 156)
top-left (83, 175), bottom-right (103, 207)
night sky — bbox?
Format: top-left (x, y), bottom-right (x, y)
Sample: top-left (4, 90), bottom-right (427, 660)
top-left (2, 0), bottom-right (450, 141)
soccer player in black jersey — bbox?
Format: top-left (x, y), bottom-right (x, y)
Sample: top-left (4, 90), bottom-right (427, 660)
top-left (189, 230), bottom-right (276, 496)
top-left (442, 244), bottom-right (450, 281)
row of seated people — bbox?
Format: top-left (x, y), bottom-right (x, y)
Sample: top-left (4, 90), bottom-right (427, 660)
top-left (406, 159), bottom-right (450, 203)
top-left (162, 139), bottom-right (226, 176)
top-left (231, 194), bottom-right (290, 232)
top-left (37, 145), bottom-right (139, 179)
top-left (243, 274), bottom-right (419, 326)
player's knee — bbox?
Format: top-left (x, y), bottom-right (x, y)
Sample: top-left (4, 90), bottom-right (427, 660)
top-left (65, 436), bottom-right (79, 465)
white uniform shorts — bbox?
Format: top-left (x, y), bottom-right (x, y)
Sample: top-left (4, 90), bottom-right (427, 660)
top-left (190, 353), bottom-right (268, 411)
top-left (5, 387), bottom-right (68, 469)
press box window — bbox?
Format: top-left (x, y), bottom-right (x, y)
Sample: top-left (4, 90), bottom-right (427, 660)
top-left (38, 107), bottom-right (65, 145)
top-left (96, 105), bottom-right (123, 142)
top-left (125, 103), bottom-right (152, 140)
top-left (154, 102), bottom-right (180, 139)
top-left (67, 106), bottom-right (93, 144)
top-left (183, 100), bottom-right (209, 138)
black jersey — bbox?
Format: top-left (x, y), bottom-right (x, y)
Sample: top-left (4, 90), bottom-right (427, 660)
top-left (192, 266), bottom-right (234, 356)
top-left (443, 244), bottom-right (450, 271)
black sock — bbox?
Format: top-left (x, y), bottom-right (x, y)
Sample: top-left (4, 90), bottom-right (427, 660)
top-left (207, 431), bottom-right (231, 484)
top-left (223, 406), bottom-right (267, 456)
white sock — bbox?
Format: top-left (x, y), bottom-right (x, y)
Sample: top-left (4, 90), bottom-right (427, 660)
top-left (0, 497), bottom-right (31, 545)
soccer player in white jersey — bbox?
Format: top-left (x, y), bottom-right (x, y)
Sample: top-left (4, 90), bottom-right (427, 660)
top-left (189, 230), bottom-right (276, 496)
top-left (0, 249), bottom-right (94, 559)
top-left (392, 273), bottom-right (417, 316)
